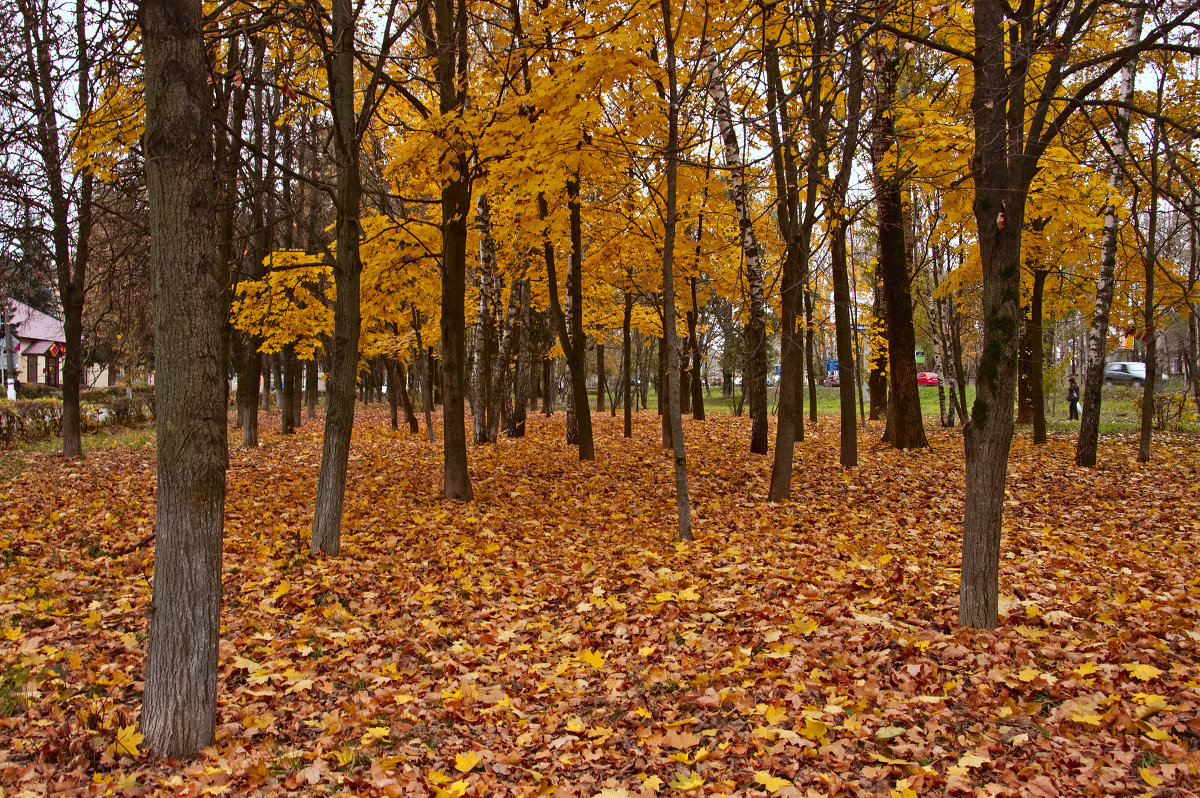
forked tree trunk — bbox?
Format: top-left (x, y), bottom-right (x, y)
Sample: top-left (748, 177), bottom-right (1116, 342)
top-left (140, 0), bottom-right (226, 758)
top-left (544, 181), bottom-right (594, 459)
top-left (959, 0), bottom-right (1028, 628)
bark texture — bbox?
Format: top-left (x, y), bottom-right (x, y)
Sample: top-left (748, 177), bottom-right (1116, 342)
top-left (140, 0), bottom-right (226, 759)
top-left (311, 0), bottom-right (364, 553)
top-left (1077, 8), bottom-right (1144, 468)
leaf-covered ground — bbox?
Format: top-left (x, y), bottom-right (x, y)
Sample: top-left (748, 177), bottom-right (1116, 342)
top-left (2, 408), bottom-right (1199, 797)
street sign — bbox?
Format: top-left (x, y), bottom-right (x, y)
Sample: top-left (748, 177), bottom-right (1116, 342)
top-left (826, 359), bottom-right (838, 373)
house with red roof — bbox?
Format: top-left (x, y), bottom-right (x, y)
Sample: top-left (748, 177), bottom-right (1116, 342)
top-left (2, 298), bottom-right (110, 390)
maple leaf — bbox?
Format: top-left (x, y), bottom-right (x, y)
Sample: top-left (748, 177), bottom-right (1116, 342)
top-left (1069, 711), bottom-right (1105, 726)
top-left (579, 648), bottom-right (606, 669)
top-left (799, 717), bottom-right (830, 741)
top-left (360, 726), bottom-right (390, 745)
top-left (667, 772), bottom-right (704, 791)
top-left (753, 770), bottom-right (791, 793)
top-left (454, 750), bottom-right (481, 773)
top-left (105, 724), bottom-right (142, 757)
top-left (1124, 663), bottom-right (1163, 681)
top-left (956, 753), bottom-right (991, 768)
top-left (435, 780), bottom-right (470, 798)
top-left (876, 726), bottom-right (906, 741)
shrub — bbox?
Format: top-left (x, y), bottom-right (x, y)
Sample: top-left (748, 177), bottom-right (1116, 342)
top-left (0, 392), bottom-right (155, 447)
top-left (16, 384), bottom-right (60, 400)
top-left (0, 399), bottom-right (64, 445)
top-left (1133, 392), bottom-right (1195, 431)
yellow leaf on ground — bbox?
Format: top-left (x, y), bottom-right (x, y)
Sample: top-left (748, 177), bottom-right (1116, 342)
top-left (435, 779), bottom-right (469, 798)
top-left (109, 724), bottom-right (142, 757)
top-left (800, 717), bottom-right (830, 741)
top-left (454, 750), bottom-right (481, 773)
top-left (360, 726), bottom-right (390, 744)
top-left (1139, 767), bottom-right (1163, 787)
top-left (1125, 663), bottom-right (1163, 681)
top-left (753, 770), bottom-right (791, 792)
top-left (1069, 711), bottom-right (1105, 726)
top-left (580, 649), bottom-right (605, 669)
top-left (667, 772), bottom-right (703, 791)
top-left (956, 753), bottom-right (990, 768)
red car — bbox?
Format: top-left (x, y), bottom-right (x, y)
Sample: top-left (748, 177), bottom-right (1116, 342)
top-left (917, 372), bottom-right (940, 386)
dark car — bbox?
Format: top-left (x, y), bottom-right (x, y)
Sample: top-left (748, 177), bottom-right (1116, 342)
top-left (917, 372), bottom-right (940, 386)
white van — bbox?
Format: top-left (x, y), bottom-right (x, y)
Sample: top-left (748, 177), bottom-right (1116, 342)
top-left (1103, 361), bottom-right (1147, 386)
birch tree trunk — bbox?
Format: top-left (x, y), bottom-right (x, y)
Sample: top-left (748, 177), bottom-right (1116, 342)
top-left (703, 43), bottom-right (767, 454)
top-left (1077, 7), bottom-right (1144, 467)
top-left (471, 193), bottom-right (497, 444)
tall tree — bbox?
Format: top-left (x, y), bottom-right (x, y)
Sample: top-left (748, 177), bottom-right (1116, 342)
top-left (311, 0), bottom-right (412, 551)
top-left (704, 41), bottom-right (767, 453)
top-left (1076, 8), bottom-right (1144, 468)
top-left (16, 0), bottom-right (95, 458)
top-left (660, 0), bottom-right (691, 540)
top-left (139, 0), bottom-right (226, 758)
top-left (870, 42), bottom-right (927, 451)
top-left (956, 0), bottom-right (1197, 627)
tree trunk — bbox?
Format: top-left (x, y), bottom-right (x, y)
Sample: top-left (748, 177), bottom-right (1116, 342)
top-left (689, 278), bottom-right (704, 419)
top-left (311, 0), bottom-right (365, 553)
top-left (623, 292), bottom-right (633, 437)
top-left (1138, 112), bottom-right (1163, 463)
top-left (440, 162), bottom-right (473, 497)
top-left (660, 0), bottom-right (691, 540)
top-left (471, 193), bottom-right (497, 444)
top-left (596, 342), bottom-right (605, 412)
top-left (140, 0), bottom-right (226, 758)
top-left (658, 334), bottom-right (670, 448)
top-left (868, 272), bottom-right (888, 420)
top-left (1030, 269), bottom-right (1048, 444)
top-left (280, 344), bottom-right (297, 434)
top-left (871, 47), bottom-right (927, 450)
top-left (543, 181), bottom-right (594, 459)
top-left (1016, 301), bottom-right (1035, 425)
top-left (959, 0), bottom-right (1028, 628)
top-left (1078, 7), bottom-right (1144, 468)
top-left (306, 359), bottom-right (318, 419)
top-left (831, 217), bottom-right (858, 467)
top-left (510, 280), bottom-right (530, 437)
top-left (805, 286), bottom-right (817, 423)
top-left (704, 42), bottom-right (765, 453)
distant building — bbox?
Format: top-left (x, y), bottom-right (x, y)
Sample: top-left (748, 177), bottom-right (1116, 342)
top-left (2, 298), bottom-right (109, 390)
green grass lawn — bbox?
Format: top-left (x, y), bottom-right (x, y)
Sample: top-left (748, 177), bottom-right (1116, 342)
top-left (605, 380), bottom-right (1198, 434)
